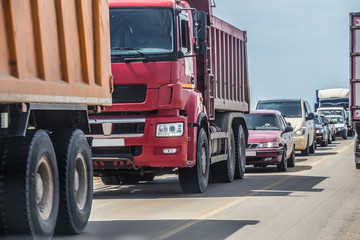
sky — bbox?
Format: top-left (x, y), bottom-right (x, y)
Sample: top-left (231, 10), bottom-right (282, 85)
top-left (212, 0), bottom-right (359, 110)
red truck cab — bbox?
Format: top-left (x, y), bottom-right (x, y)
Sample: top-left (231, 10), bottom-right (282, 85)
top-left (89, 0), bottom-right (250, 193)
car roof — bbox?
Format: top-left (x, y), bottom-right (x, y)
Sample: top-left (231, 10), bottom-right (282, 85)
top-left (257, 99), bottom-right (302, 103)
top-left (317, 107), bottom-right (345, 110)
top-left (249, 110), bottom-right (282, 115)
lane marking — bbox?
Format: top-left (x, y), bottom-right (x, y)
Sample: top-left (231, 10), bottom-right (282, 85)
top-left (311, 142), bottom-right (353, 168)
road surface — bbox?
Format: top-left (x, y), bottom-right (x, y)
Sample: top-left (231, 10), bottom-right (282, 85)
top-left (56, 137), bottom-right (360, 240)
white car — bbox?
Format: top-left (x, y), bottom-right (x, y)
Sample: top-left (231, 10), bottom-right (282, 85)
top-left (328, 115), bottom-right (348, 139)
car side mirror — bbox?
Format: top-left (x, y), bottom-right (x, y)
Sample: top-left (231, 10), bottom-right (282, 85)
top-left (306, 112), bottom-right (314, 121)
top-left (285, 126), bottom-right (293, 132)
top-left (287, 122), bottom-right (291, 127)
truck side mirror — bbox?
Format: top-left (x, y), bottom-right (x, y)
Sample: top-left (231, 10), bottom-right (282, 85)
top-left (193, 41), bottom-right (207, 55)
top-left (193, 11), bottom-right (207, 41)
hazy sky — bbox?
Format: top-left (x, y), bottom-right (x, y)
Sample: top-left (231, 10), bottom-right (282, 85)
top-left (212, 0), bottom-right (359, 111)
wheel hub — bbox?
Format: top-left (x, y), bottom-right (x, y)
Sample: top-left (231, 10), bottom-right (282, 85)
top-left (36, 156), bottom-right (54, 221)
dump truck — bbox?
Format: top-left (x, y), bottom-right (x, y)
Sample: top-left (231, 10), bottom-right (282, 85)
top-left (351, 12), bottom-right (360, 169)
top-left (0, 0), bottom-right (112, 238)
top-left (89, 0), bottom-right (250, 193)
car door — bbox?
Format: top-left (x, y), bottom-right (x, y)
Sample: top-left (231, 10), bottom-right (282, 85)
top-left (279, 114), bottom-right (293, 157)
top-left (304, 101), bottom-right (315, 144)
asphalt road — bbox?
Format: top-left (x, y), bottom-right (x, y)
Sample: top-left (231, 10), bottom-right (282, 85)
top-left (56, 137), bottom-right (360, 240)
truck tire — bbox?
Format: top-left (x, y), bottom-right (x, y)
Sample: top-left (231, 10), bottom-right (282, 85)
top-left (0, 137), bottom-right (5, 234)
top-left (234, 124), bottom-right (246, 179)
top-left (277, 149), bottom-right (288, 172)
top-left (121, 175), bottom-right (140, 184)
top-left (51, 129), bottom-right (93, 235)
top-left (0, 130), bottom-right (59, 239)
top-left (101, 176), bottom-right (121, 185)
top-left (140, 175), bottom-right (155, 181)
top-left (179, 128), bottom-right (209, 193)
top-left (211, 129), bottom-right (236, 182)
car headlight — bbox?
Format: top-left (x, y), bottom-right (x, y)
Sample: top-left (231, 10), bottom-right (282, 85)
top-left (316, 129), bottom-right (324, 134)
top-left (258, 142), bottom-right (279, 148)
top-left (294, 129), bottom-right (306, 136)
top-left (337, 127), bottom-right (344, 131)
top-left (156, 122), bottom-right (184, 137)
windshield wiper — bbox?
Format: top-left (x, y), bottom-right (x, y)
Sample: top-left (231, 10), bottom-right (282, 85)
top-left (111, 47), bottom-right (155, 62)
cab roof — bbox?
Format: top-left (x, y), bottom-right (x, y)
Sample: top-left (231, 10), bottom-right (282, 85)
top-left (109, 0), bottom-right (177, 8)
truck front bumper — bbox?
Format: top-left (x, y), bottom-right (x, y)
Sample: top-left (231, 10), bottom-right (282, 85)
top-left (89, 115), bottom-right (191, 168)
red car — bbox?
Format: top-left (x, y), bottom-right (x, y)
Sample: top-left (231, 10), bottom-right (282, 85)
top-left (244, 110), bottom-right (296, 171)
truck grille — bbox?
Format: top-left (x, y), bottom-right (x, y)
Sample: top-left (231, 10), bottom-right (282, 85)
top-left (112, 85), bottom-right (146, 103)
top-left (90, 122), bottom-right (145, 135)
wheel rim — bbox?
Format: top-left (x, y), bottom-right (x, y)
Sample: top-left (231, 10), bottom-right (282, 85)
top-left (36, 156), bottom-right (54, 221)
top-left (201, 146), bottom-right (207, 176)
top-left (74, 153), bottom-right (88, 210)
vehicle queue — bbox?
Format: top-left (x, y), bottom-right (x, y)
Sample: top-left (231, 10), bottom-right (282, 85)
top-left (244, 98), bottom-right (352, 172)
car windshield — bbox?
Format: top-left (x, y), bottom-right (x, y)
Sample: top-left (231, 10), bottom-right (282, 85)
top-left (256, 101), bottom-right (302, 118)
top-left (245, 114), bottom-right (281, 130)
top-left (314, 117), bottom-right (321, 124)
top-left (320, 116), bottom-right (328, 123)
top-left (330, 116), bottom-right (344, 123)
top-left (110, 8), bottom-right (174, 59)
top-left (318, 109), bottom-right (343, 116)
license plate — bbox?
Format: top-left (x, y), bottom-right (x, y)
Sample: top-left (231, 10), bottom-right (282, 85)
top-left (246, 151), bottom-right (256, 157)
top-left (92, 138), bottom-right (125, 147)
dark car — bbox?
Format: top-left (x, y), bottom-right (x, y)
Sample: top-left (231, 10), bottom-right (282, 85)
top-left (314, 114), bottom-right (329, 146)
top-left (244, 110), bottom-right (295, 171)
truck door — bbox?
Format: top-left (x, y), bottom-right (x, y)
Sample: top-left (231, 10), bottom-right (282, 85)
top-left (178, 11), bottom-right (196, 89)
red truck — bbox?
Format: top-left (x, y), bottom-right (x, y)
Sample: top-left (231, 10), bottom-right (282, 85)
top-left (90, 0), bottom-right (250, 193)
top-left (350, 12), bottom-right (360, 169)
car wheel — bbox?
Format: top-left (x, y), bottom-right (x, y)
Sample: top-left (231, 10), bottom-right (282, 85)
top-left (277, 149), bottom-right (287, 172)
top-left (343, 133), bottom-right (348, 140)
top-left (309, 140), bottom-right (315, 154)
top-left (287, 146), bottom-right (296, 168)
top-left (332, 134), bottom-right (336, 141)
top-left (301, 139), bottom-right (310, 156)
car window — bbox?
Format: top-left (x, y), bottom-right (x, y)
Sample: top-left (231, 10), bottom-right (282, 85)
top-left (330, 116), bottom-right (344, 123)
top-left (320, 115), bottom-right (328, 123)
top-left (279, 115), bottom-right (287, 130)
top-left (314, 116), bottom-right (321, 124)
top-left (256, 101), bottom-right (302, 118)
top-left (245, 114), bottom-right (281, 130)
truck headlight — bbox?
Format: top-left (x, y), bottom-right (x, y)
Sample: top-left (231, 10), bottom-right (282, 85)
top-left (156, 122), bottom-right (184, 137)
top-left (294, 129), bottom-right (306, 136)
top-left (258, 142), bottom-right (279, 148)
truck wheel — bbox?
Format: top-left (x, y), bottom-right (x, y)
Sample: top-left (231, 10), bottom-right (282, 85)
top-left (309, 140), bottom-right (315, 154)
top-left (51, 129), bottom-right (92, 234)
top-left (140, 175), bottom-right (155, 181)
top-left (0, 130), bottom-right (59, 238)
top-left (277, 149), bottom-right (288, 172)
top-left (356, 163), bottom-right (360, 169)
top-left (211, 129), bottom-right (236, 182)
top-left (121, 175), bottom-right (140, 184)
top-left (301, 139), bottom-right (310, 156)
top-left (179, 128), bottom-right (209, 193)
top-left (101, 176), bottom-right (121, 185)
top-left (287, 147), bottom-right (296, 168)
top-left (234, 125), bottom-right (246, 179)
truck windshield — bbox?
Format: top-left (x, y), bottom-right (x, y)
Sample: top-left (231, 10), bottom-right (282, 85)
top-left (318, 109), bottom-right (343, 116)
top-left (256, 101), bottom-right (302, 118)
top-left (245, 114), bottom-right (280, 130)
top-left (330, 116), bottom-right (344, 123)
top-left (110, 8), bottom-right (174, 61)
